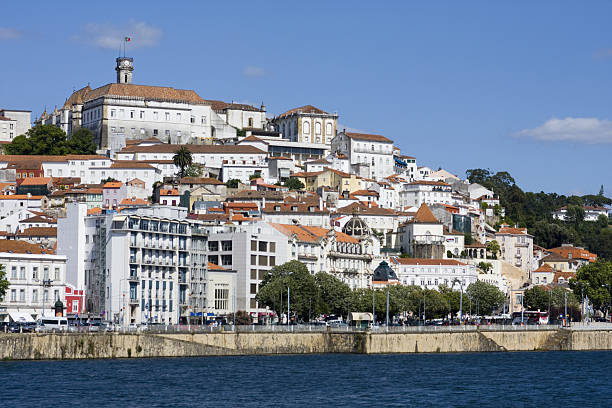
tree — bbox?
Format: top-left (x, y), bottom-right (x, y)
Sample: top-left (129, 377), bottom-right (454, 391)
top-left (173, 146), bottom-right (193, 178)
top-left (227, 310), bottom-right (253, 325)
top-left (487, 240), bottom-right (500, 259)
top-left (570, 260), bottom-right (612, 313)
top-left (477, 262), bottom-right (493, 274)
top-left (284, 177), bottom-right (305, 190)
top-left (314, 272), bottom-right (351, 316)
top-left (599, 185), bottom-right (605, 197)
top-left (465, 168), bottom-right (492, 185)
top-left (256, 261), bottom-right (319, 322)
top-left (0, 264), bottom-right (8, 301)
top-left (225, 179), bottom-right (241, 188)
top-left (464, 233), bottom-right (473, 245)
top-left (565, 204), bottom-right (585, 225)
top-left (184, 163), bottom-right (204, 178)
top-left (67, 128), bottom-right (97, 154)
top-left (523, 286), bottom-right (550, 311)
top-left (4, 124), bottom-right (97, 155)
top-left (465, 281), bottom-right (505, 315)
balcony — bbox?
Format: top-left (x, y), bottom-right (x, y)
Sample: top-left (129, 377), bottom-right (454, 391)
top-left (411, 235), bottom-right (445, 244)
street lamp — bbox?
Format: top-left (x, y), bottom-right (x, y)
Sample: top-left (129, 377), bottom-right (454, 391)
top-left (603, 284), bottom-right (612, 321)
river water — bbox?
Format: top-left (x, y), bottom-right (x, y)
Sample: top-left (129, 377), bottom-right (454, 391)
top-left (2, 351), bottom-right (611, 407)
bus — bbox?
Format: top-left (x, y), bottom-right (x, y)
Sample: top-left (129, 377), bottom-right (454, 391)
top-left (512, 311), bottom-right (549, 325)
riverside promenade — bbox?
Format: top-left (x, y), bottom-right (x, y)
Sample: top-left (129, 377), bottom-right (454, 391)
top-left (1, 323), bottom-right (612, 360)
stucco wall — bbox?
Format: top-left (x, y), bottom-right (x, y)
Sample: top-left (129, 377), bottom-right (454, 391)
top-left (1, 329), bottom-right (611, 360)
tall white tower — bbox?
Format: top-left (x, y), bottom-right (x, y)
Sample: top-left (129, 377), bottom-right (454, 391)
top-left (116, 57), bottom-right (134, 84)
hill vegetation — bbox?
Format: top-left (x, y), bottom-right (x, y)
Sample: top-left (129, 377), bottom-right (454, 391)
top-left (466, 168), bottom-right (612, 260)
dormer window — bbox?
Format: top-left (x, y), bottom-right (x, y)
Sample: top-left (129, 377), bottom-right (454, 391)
top-left (274, 206), bottom-right (280, 211)
top-left (292, 206), bottom-right (298, 212)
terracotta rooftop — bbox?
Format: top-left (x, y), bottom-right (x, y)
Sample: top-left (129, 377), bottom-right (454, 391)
top-left (120, 144), bottom-right (266, 155)
top-left (85, 83), bottom-right (206, 105)
top-left (17, 227), bottom-right (57, 237)
top-left (19, 177), bottom-right (52, 186)
top-left (345, 132), bottom-right (393, 143)
top-left (335, 202), bottom-right (396, 216)
top-left (276, 105), bottom-right (329, 118)
top-left (534, 264), bottom-right (555, 273)
top-left (412, 204), bottom-right (439, 223)
top-left (0, 239), bottom-right (54, 254)
top-left (103, 182), bottom-right (123, 189)
top-left (180, 177), bottom-right (224, 185)
top-left (110, 161), bottom-right (155, 169)
top-left (269, 223), bottom-right (358, 244)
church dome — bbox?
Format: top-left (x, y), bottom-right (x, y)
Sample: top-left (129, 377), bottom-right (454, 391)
top-left (372, 261), bottom-right (398, 282)
top-left (342, 215), bottom-right (370, 237)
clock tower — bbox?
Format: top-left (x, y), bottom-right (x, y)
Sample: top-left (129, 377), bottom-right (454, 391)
top-left (116, 57), bottom-right (134, 84)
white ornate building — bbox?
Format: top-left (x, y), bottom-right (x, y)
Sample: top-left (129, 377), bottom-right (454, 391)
top-left (270, 105), bottom-right (338, 145)
top-left (330, 131), bottom-right (394, 180)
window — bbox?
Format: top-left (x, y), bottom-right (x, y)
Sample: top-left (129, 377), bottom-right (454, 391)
top-left (248, 117), bottom-right (253, 127)
top-left (251, 269), bottom-right (257, 279)
top-left (32, 267), bottom-right (38, 280)
top-left (303, 121), bottom-right (310, 134)
top-left (165, 112), bottom-right (170, 121)
top-left (130, 110), bottom-right (134, 118)
top-left (111, 109), bottom-right (116, 118)
top-left (54, 268), bottom-right (60, 281)
top-left (258, 255), bottom-right (268, 266)
top-left (11, 289), bottom-right (16, 302)
top-left (258, 241), bottom-right (267, 252)
top-left (20, 267), bottom-right (25, 279)
top-left (153, 112), bottom-right (159, 120)
top-left (177, 113), bottom-right (181, 121)
top-left (251, 240), bottom-right (257, 251)
top-left (10, 266), bottom-right (16, 279)
top-left (269, 242), bottom-right (276, 252)
top-left (140, 111), bottom-right (144, 119)
top-left (32, 289), bottom-right (38, 302)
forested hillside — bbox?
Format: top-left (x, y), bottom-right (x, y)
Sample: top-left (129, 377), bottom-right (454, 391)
top-left (466, 169), bottom-right (612, 260)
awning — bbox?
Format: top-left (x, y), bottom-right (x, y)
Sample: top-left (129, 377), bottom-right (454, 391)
top-left (349, 312), bottom-right (373, 321)
top-left (9, 311), bottom-right (35, 323)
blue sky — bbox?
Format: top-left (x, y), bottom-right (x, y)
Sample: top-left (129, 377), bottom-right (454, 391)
top-left (1, 1), bottom-right (612, 195)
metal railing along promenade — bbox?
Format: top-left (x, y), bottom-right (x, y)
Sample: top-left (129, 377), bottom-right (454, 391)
top-left (100, 322), bottom-right (612, 334)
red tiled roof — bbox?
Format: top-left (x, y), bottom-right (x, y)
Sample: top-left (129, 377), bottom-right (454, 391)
top-left (276, 105), bottom-right (329, 118)
top-left (17, 227), bottom-right (57, 237)
top-left (103, 182), bottom-right (123, 188)
top-left (345, 132), bottom-right (392, 143)
top-left (0, 239), bottom-right (53, 254)
top-left (19, 177), bottom-right (52, 186)
top-left (412, 204), bottom-right (439, 223)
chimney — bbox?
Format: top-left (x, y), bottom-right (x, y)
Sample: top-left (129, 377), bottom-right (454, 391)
top-left (319, 196), bottom-right (323, 211)
top-left (262, 196), bottom-right (266, 210)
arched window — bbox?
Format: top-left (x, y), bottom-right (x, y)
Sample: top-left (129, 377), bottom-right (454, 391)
top-left (326, 123), bottom-right (332, 135)
top-left (315, 122), bottom-right (322, 135)
top-left (248, 117), bottom-right (253, 127)
top-left (303, 121), bottom-right (310, 134)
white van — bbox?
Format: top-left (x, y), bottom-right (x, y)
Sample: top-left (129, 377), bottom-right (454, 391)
top-left (37, 317), bottom-right (69, 332)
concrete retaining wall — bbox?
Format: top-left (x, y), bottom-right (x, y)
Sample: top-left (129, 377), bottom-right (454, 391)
top-left (1, 329), bottom-right (611, 360)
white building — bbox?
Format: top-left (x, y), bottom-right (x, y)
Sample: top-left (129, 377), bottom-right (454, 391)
top-left (205, 222), bottom-right (289, 318)
top-left (552, 205), bottom-right (609, 222)
top-left (399, 180), bottom-right (452, 208)
top-left (270, 105), bottom-right (338, 145)
top-left (270, 218), bottom-right (380, 290)
top-left (0, 109), bottom-right (31, 141)
top-left (389, 257), bottom-right (478, 290)
top-left (330, 131), bottom-right (394, 180)
top-left (495, 226), bottom-right (534, 280)
top-left (0, 240), bottom-right (67, 322)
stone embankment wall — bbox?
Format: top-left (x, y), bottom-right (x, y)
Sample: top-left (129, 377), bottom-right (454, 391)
top-left (0, 329), bottom-right (610, 360)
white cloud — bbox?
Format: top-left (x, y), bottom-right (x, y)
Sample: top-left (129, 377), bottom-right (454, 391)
top-left (0, 27), bottom-right (22, 40)
top-left (78, 20), bottom-right (161, 49)
top-left (242, 66), bottom-right (266, 78)
top-left (516, 117), bottom-right (612, 144)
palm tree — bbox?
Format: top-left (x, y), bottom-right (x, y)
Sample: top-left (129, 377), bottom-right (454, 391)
top-left (173, 146), bottom-right (193, 178)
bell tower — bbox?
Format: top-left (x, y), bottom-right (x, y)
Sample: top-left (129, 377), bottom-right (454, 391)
top-left (116, 57), bottom-right (134, 84)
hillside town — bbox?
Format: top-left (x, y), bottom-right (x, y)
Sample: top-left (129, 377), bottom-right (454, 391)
top-left (0, 56), bottom-right (606, 328)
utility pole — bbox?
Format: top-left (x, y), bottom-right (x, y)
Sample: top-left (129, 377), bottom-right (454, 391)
top-left (372, 288), bottom-right (375, 326)
top-left (385, 284), bottom-right (390, 327)
top-left (287, 286), bottom-right (290, 326)
top-left (521, 292), bottom-right (524, 325)
top-left (564, 291), bottom-right (567, 327)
